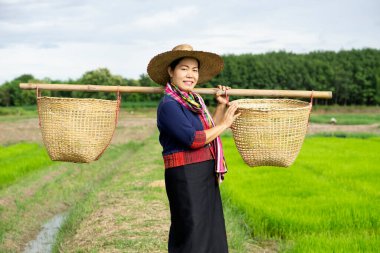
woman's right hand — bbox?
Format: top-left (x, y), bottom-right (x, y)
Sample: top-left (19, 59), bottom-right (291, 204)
top-left (221, 103), bottom-right (241, 128)
top-left (204, 102), bottom-right (241, 144)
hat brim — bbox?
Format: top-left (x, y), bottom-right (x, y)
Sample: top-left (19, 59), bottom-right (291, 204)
top-left (147, 50), bottom-right (224, 86)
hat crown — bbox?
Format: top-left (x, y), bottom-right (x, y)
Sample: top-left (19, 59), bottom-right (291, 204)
top-left (147, 43), bottom-right (223, 85)
top-left (172, 44), bottom-right (193, 51)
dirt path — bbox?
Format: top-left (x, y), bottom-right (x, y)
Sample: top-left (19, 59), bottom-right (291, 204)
top-left (307, 123), bottom-right (380, 134)
top-left (55, 136), bottom-right (269, 253)
top-left (59, 139), bottom-right (170, 252)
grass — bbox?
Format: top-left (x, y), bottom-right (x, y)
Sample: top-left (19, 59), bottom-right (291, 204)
top-left (0, 105), bottom-right (37, 116)
top-left (52, 138), bottom-right (168, 252)
top-left (0, 104), bottom-right (157, 122)
top-left (120, 100), bottom-right (160, 109)
top-left (309, 132), bottom-right (380, 139)
top-left (310, 113), bottom-right (380, 125)
top-left (1, 102), bottom-right (379, 251)
top-left (0, 141), bottom-right (138, 251)
top-left (0, 143), bottom-right (53, 189)
top-left (1, 104), bottom-right (380, 125)
top-left (312, 105), bottom-right (380, 113)
top-left (53, 135), bottom-right (263, 252)
top-left (0, 135), bottom-right (261, 252)
top-left (221, 136), bottom-right (380, 252)
top-left (0, 106), bottom-right (38, 122)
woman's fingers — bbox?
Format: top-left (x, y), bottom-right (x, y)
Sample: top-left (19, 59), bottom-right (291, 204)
top-left (217, 85), bottom-right (231, 91)
top-left (233, 113), bottom-right (241, 120)
top-left (221, 102), bottom-right (240, 128)
top-left (227, 102), bottom-right (238, 112)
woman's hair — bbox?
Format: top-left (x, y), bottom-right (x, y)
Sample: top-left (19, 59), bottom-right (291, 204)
top-left (169, 57), bottom-right (200, 70)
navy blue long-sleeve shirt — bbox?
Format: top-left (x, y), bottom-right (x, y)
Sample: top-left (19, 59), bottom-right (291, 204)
top-left (157, 95), bottom-right (214, 168)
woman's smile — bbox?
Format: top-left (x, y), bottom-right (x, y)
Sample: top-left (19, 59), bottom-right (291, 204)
top-left (183, 81), bottom-right (194, 86)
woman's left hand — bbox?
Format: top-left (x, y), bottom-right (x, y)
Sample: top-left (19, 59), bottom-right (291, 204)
top-left (215, 85), bottom-right (231, 105)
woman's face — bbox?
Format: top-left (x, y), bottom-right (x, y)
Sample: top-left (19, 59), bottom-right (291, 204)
top-left (168, 57), bottom-right (199, 92)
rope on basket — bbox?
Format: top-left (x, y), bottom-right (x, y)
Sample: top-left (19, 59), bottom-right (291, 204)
top-left (36, 86), bottom-right (42, 128)
top-left (307, 90), bottom-right (314, 128)
top-left (95, 86), bottom-right (122, 160)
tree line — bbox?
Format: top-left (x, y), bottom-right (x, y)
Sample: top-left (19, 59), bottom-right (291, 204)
top-left (1, 48), bottom-right (379, 107)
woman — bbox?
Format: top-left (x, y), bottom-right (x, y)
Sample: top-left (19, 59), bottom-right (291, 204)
top-left (147, 44), bottom-right (240, 253)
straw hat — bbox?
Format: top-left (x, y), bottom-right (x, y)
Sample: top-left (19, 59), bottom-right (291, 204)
top-left (147, 44), bottom-right (224, 85)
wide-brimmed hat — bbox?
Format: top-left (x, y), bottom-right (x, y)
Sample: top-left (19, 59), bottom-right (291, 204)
top-left (147, 44), bottom-right (224, 85)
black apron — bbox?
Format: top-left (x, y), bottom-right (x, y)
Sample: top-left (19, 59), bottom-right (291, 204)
top-left (165, 160), bottom-right (228, 253)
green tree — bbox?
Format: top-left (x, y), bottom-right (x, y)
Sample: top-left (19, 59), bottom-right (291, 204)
top-left (74, 68), bottom-right (126, 100)
top-left (0, 74), bottom-right (36, 106)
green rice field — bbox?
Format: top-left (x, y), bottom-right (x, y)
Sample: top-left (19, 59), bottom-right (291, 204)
top-left (1, 104), bottom-right (379, 252)
top-left (0, 143), bottom-right (53, 189)
top-left (221, 136), bottom-right (380, 252)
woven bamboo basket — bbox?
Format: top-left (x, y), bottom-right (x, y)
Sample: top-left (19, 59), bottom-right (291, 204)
top-left (230, 99), bottom-right (311, 167)
top-left (37, 95), bottom-right (120, 163)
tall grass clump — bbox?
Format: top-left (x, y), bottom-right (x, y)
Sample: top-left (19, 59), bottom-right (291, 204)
top-left (221, 136), bottom-right (380, 252)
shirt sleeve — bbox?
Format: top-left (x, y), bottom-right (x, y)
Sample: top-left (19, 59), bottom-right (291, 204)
top-left (158, 101), bottom-right (206, 149)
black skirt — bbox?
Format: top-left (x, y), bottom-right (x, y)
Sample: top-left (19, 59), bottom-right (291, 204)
top-left (165, 160), bottom-right (228, 253)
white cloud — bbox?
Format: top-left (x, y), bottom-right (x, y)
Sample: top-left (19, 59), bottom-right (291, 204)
top-left (0, 0), bottom-right (379, 84)
top-left (131, 6), bottom-right (199, 29)
top-left (0, 42), bottom-right (152, 82)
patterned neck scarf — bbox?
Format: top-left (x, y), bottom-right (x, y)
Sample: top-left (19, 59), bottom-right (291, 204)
top-left (165, 82), bottom-right (227, 182)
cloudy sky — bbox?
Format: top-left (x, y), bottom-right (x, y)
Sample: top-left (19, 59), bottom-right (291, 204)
top-left (0, 0), bottom-right (379, 84)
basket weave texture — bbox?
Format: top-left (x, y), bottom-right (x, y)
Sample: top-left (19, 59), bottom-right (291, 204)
top-left (231, 99), bottom-right (311, 167)
top-left (37, 96), bottom-right (119, 163)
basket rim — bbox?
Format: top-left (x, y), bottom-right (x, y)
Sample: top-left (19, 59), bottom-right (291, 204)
top-left (37, 96), bottom-right (117, 103)
top-left (231, 98), bottom-right (311, 112)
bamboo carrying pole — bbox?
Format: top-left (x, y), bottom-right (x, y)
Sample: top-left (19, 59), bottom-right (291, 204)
top-left (19, 83), bottom-right (332, 99)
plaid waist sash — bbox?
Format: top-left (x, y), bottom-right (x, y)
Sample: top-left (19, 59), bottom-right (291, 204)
top-left (163, 145), bottom-right (214, 169)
